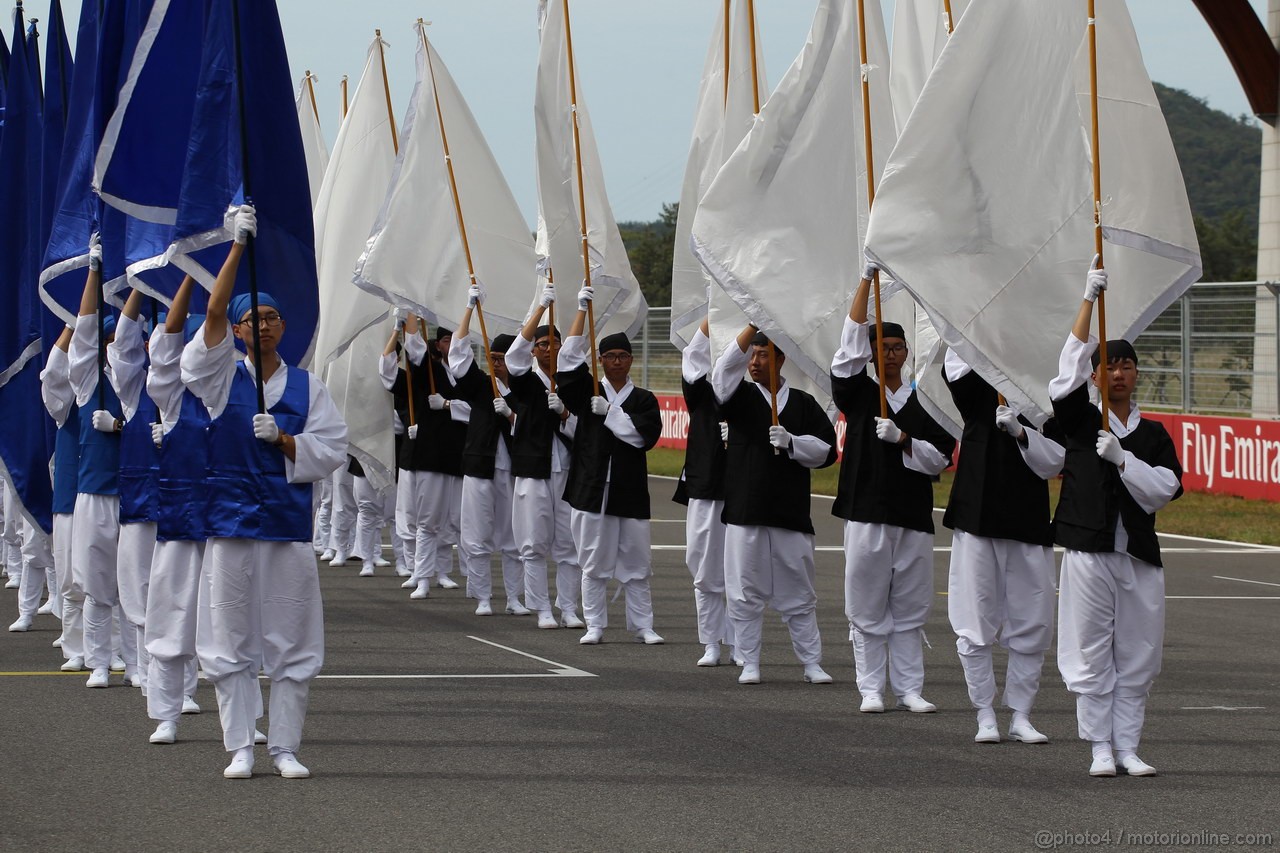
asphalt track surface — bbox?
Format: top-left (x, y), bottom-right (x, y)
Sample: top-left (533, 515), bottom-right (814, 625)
top-left (2, 476), bottom-right (1278, 852)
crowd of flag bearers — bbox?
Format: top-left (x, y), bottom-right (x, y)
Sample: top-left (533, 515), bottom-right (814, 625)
top-left (4, 244), bottom-right (1182, 781)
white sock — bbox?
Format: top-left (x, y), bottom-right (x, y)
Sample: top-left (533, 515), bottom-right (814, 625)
top-left (977, 707), bottom-right (997, 728)
top-left (1091, 741), bottom-right (1113, 760)
top-left (1011, 711), bottom-right (1032, 729)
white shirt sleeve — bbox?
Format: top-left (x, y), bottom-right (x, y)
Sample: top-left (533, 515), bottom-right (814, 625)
top-left (286, 375), bottom-right (349, 484)
top-left (146, 329), bottom-right (187, 430)
top-left (1019, 429), bottom-right (1066, 479)
top-left (179, 320), bottom-right (238, 420)
top-left (449, 400), bottom-right (471, 423)
top-left (681, 327), bottom-right (712, 383)
top-left (1049, 334), bottom-right (1096, 402)
top-left (711, 339), bottom-right (749, 404)
top-left (107, 314), bottom-right (147, 421)
top-left (902, 438), bottom-right (950, 476)
top-left (41, 346), bottom-right (76, 427)
top-left (603, 405), bottom-right (645, 449)
top-left (404, 332), bottom-right (427, 366)
top-left (378, 352), bottom-right (399, 391)
top-left (560, 412), bottom-right (578, 440)
top-left (558, 335), bottom-right (588, 372)
top-left (831, 316), bottom-right (871, 379)
top-left (506, 333), bottom-right (534, 376)
top-left (788, 433), bottom-right (833, 469)
top-left (69, 314), bottom-right (111, 407)
top-left (1118, 452), bottom-right (1181, 515)
top-left (448, 332), bottom-right (475, 378)
top-left (943, 348), bottom-right (972, 383)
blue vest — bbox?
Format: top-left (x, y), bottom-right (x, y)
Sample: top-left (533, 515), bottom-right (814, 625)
top-left (52, 407), bottom-right (81, 515)
top-left (118, 388), bottom-right (160, 524)
top-left (204, 363), bottom-right (312, 541)
top-left (77, 379), bottom-right (122, 496)
top-left (156, 390), bottom-right (211, 543)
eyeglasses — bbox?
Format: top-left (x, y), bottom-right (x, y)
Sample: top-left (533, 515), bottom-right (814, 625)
top-left (601, 352), bottom-right (632, 363)
top-left (238, 312), bottom-right (282, 328)
top-left (533, 340), bottom-right (559, 351)
top-left (879, 343), bottom-right (907, 356)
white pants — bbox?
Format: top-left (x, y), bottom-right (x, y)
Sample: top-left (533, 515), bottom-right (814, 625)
top-left (511, 472), bottom-right (581, 616)
top-left (53, 513), bottom-right (83, 660)
top-left (948, 530), bottom-right (1055, 714)
top-left (203, 539), bottom-right (324, 754)
top-left (327, 468), bottom-right (356, 555)
top-left (723, 524), bottom-right (822, 668)
top-left (145, 540), bottom-right (207, 723)
top-left (571, 501), bottom-right (653, 633)
top-left (72, 493), bottom-right (120, 670)
top-left (2, 484), bottom-right (20, 577)
top-left (118, 521), bottom-right (157, 683)
top-left (460, 472), bottom-right (523, 603)
top-left (312, 477), bottom-right (333, 551)
top-left (16, 519), bottom-right (53, 620)
top-left (402, 470), bottom-right (461, 584)
top-left (685, 499), bottom-right (733, 646)
top-left (353, 474), bottom-right (392, 565)
top-left (1058, 549), bottom-right (1164, 750)
top-left (395, 471), bottom-right (416, 571)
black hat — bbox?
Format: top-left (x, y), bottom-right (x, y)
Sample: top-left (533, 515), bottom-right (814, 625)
top-left (869, 321), bottom-right (906, 344)
top-left (534, 324), bottom-right (562, 341)
top-left (750, 331), bottom-right (785, 360)
top-left (435, 326), bottom-right (454, 341)
top-left (491, 333), bottom-right (516, 354)
top-left (599, 332), bottom-right (632, 354)
top-left (1091, 339), bottom-right (1139, 369)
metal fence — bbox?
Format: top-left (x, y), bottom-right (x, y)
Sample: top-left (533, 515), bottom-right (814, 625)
top-left (634, 285), bottom-right (1280, 418)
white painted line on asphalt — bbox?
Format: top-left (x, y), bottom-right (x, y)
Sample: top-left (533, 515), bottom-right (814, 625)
top-left (313, 638), bottom-right (597, 679)
top-left (1165, 596), bottom-right (1280, 600)
top-left (466, 636), bottom-right (597, 678)
top-left (650, 544), bottom-right (1271, 555)
top-left (1214, 576), bottom-right (1280, 588)
top-left (1181, 706), bottom-right (1266, 711)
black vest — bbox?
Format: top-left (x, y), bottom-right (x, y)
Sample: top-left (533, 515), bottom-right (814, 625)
top-left (394, 357), bottom-right (466, 476)
top-left (554, 364), bottom-right (661, 518)
top-left (673, 375), bottom-right (727, 505)
top-left (830, 370), bottom-right (956, 534)
top-left (942, 368), bottom-right (1053, 546)
top-left (1051, 383), bottom-right (1182, 567)
top-left (507, 366), bottom-right (570, 480)
top-left (454, 361), bottom-right (517, 480)
top-left (720, 382), bottom-right (837, 534)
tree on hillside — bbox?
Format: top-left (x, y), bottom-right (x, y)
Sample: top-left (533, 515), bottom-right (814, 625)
top-left (619, 202), bottom-right (678, 308)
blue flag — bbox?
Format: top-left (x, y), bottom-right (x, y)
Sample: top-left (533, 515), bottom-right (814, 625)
top-left (0, 11), bottom-right (54, 533)
top-left (168, 0), bottom-right (318, 366)
top-left (0, 23), bottom-right (9, 136)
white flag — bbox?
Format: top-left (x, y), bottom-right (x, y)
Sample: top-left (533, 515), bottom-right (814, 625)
top-left (692, 0), bottom-right (894, 399)
top-left (889, 0), bottom-right (969, 133)
top-left (534, 0), bottom-right (647, 341)
top-left (355, 22), bottom-right (538, 339)
top-left (296, 72), bottom-right (330, 210)
top-left (864, 0), bottom-right (1200, 425)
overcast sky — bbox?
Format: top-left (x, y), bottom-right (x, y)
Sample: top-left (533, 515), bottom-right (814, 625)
top-left (11, 0), bottom-right (1273, 224)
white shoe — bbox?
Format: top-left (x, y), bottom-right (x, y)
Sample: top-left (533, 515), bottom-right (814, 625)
top-left (395, 565), bottom-right (411, 578)
top-left (3, 575), bottom-right (18, 589)
top-left (475, 600), bottom-right (493, 616)
top-left (86, 668), bottom-right (110, 688)
top-left (318, 549), bottom-right (335, 563)
top-left (738, 664), bottom-right (762, 685)
top-left (579, 628), bottom-right (604, 645)
top-left (37, 600), bottom-right (55, 615)
top-left (802, 664), bottom-right (833, 684)
top-left (329, 551), bottom-right (349, 566)
top-left (358, 564), bottom-right (374, 577)
top-left (1090, 755), bottom-right (1117, 777)
top-left (560, 611), bottom-right (585, 629)
top-left (125, 666), bottom-right (143, 688)
top-left (436, 576), bottom-right (459, 590)
top-left (409, 581), bottom-right (430, 600)
top-left (273, 752), bottom-right (311, 779)
top-left (400, 577), bottom-right (417, 589)
top-left (254, 729), bottom-right (267, 745)
top-left (696, 644), bottom-right (721, 667)
top-left (860, 694), bottom-right (885, 713)
top-left (636, 629), bottom-right (664, 645)
top-left (1009, 721), bottom-right (1049, 744)
top-left (1119, 755), bottom-right (1157, 777)
top-left (181, 695), bottom-right (202, 715)
top-left (149, 721), bottom-right (178, 744)
top-left (505, 601), bottom-right (531, 616)
top-left (60, 655), bottom-right (85, 672)
top-left (896, 694), bottom-right (937, 713)
top-left (374, 556), bottom-right (391, 568)
top-left (975, 724), bottom-right (1002, 744)
top-left (224, 748), bottom-right (254, 779)
top-left (52, 636), bottom-right (64, 648)
top-left (536, 612), bottom-right (558, 629)
top-left (109, 654), bottom-right (127, 673)
top-left (8, 615), bottom-right (32, 632)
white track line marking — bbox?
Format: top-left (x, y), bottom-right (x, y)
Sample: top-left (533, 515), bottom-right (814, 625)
top-left (1181, 706), bottom-right (1266, 711)
top-left (1214, 576), bottom-right (1280, 588)
top-left (314, 637), bottom-right (596, 680)
top-left (1166, 596), bottom-right (1280, 600)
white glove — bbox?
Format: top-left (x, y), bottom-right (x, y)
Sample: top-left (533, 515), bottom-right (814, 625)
top-left (392, 307), bottom-right (408, 329)
top-left (151, 423), bottom-right (164, 448)
top-left (767, 425), bottom-right (792, 450)
top-left (466, 282), bottom-right (485, 308)
top-left (233, 204), bottom-right (257, 245)
top-left (547, 392), bottom-right (565, 415)
top-left (719, 421), bottom-right (729, 443)
top-left (538, 283), bottom-right (556, 308)
top-left (874, 417), bottom-right (903, 445)
top-left (589, 396), bottom-right (609, 416)
top-left (252, 413), bottom-right (279, 443)
top-left (493, 397), bottom-right (513, 419)
top-left (88, 232), bottom-right (103, 272)
top-left (91, 410), bottom-right (116, 433)
top-left (862, 253), bottom-right (878, 282)
top-left (1096, 429), bottom-right (1125, 467)
top-left (994, 405), bottom-right (1025, 440)
top-left (407, 423), bottom-right (419, 440)
top-left (1084, 253), bottom-right (1107, 302)
top-left (577, 285), bottom-right (594, 311)
top-left (427, 393), bottom-right (446, 411)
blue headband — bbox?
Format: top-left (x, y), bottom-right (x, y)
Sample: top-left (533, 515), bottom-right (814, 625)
top-left (227, 292), bottom-right (280, 325)
top-left (101, 315), bottom-right (117, 337)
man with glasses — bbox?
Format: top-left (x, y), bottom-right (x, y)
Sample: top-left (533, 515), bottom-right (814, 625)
top-left (180, 205), bottom-right (347, 780)
top-left (554, 287), bottom-right (664, 645)
top-left (831, 261), bottom-right (956, 714)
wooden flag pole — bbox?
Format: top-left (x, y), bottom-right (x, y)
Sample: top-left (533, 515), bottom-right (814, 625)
top-left (546, 268), bottom-right (559, 394)
top-left (856, 0), bottom-right (888, 419)
top-left (305, 70), bottom-right (320, 123)
top-left (418, 21), bottom-right (500, 399)
top-left (561, 0), bottom-right (600, 388)
top-left (1087, 0), bottom-right (1110, 430)
top-left (943, 0), bottom-right (955, 34)
top-left (230, 0), bottom-right (266, 414)
top-left (376, 32), bottom-right (400, 155)
top-left (722, 0), bottom-right (731, 106)
top-left (340, 74), bottom-right (349, 120)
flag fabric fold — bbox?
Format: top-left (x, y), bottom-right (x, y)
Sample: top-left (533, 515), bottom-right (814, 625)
top-left (296, 71), bottom-right (329, 208)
